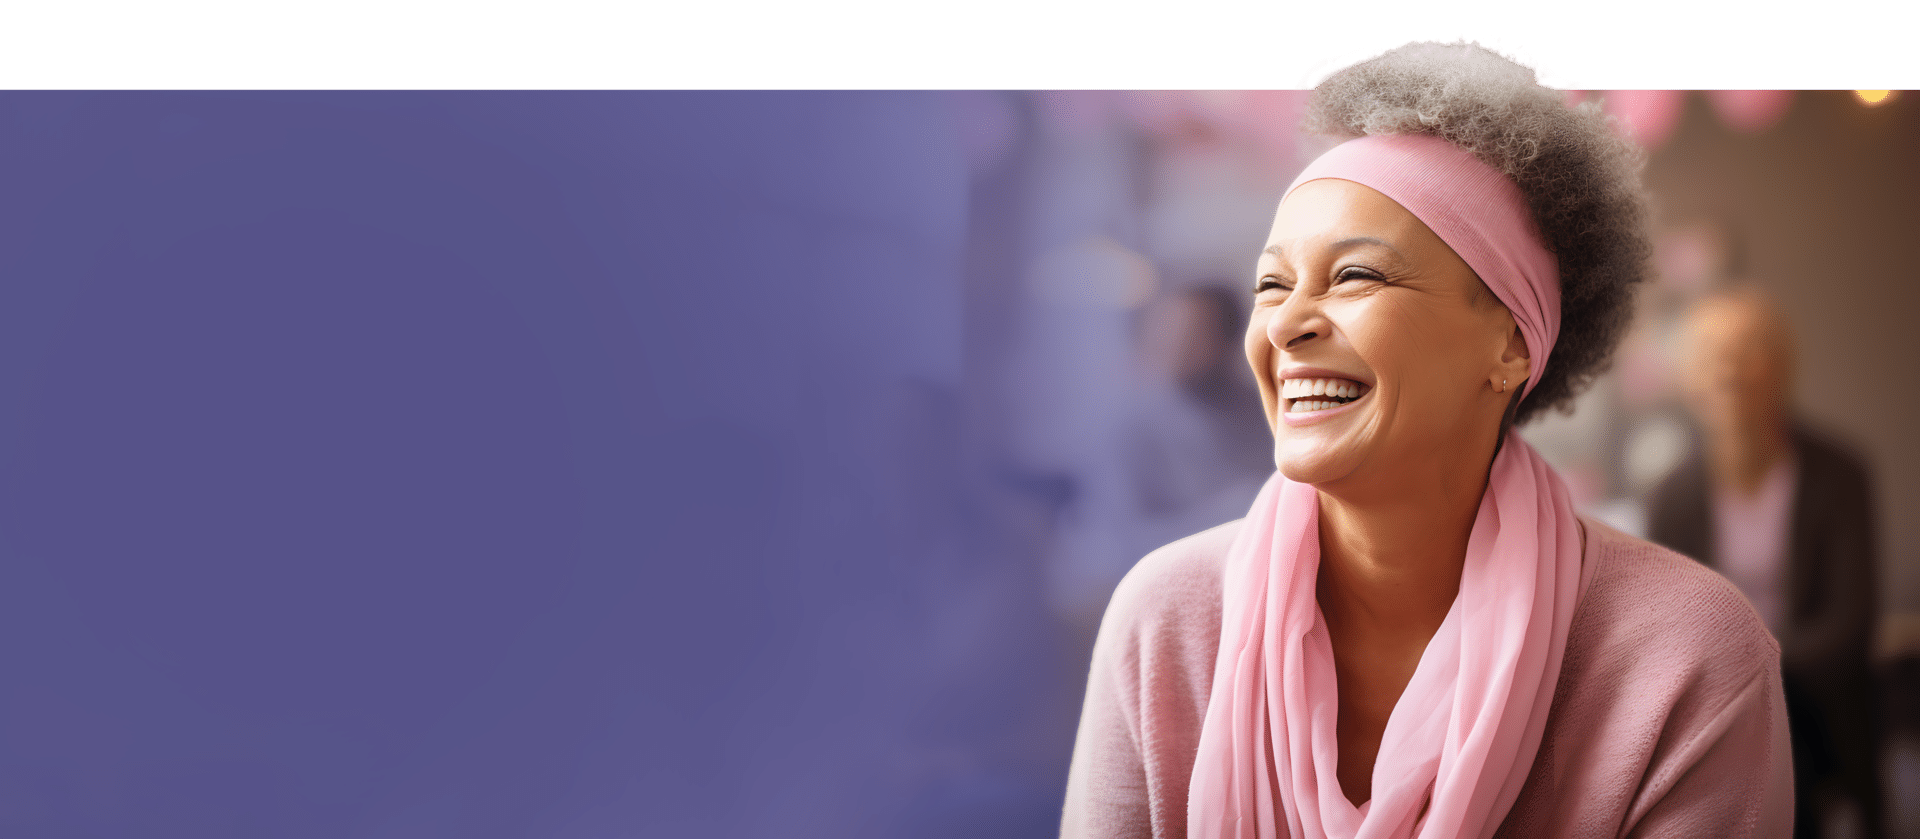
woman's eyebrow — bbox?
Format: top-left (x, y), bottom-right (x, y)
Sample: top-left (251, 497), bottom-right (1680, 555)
top-left (1261, 237), bottom-right (1400, 260)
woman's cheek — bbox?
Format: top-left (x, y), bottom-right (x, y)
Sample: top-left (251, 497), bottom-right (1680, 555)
top-left (1244, 314), bottom-right (1278, 390)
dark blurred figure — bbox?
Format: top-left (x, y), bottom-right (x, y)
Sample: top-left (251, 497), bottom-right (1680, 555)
top-left (1650, 289), bottom-right (1883, 839)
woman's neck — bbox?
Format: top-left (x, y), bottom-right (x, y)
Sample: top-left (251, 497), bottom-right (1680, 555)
top-left (1314, 469), bottom-right (1485, 641)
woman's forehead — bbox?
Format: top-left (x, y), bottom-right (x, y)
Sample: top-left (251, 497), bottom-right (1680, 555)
top-left (1264, 178), bottom-right (1446, 262)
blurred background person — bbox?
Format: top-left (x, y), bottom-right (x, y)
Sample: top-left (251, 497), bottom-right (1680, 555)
top-left (1650, 288), bottom-right (1883, 839)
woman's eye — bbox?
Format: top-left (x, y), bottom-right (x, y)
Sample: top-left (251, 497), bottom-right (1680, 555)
top-left (1254, 276), bottom-right (1291, 294)
top-left (1335, 266), bottom-right (1383, 284)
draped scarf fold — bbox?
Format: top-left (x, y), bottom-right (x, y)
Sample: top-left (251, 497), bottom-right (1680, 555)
top-left (1187, 436), bottom-right (1581, 839)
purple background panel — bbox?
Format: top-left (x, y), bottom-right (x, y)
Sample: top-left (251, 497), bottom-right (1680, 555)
top-left (0, 93), bottom-right (1061, 837)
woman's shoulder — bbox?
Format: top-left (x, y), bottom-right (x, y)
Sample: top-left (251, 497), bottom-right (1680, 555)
top-left (1567, 517), bottom-right (1781, 695)
top-left (1509, 520), bottom-right (1791, 838)
top-left (1093, 519), bottom-right (1242, 668)
top-left (1106, 520), bottom-right (1240, 623)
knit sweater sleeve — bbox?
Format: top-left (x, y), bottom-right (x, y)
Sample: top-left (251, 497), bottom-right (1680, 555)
top-left (1060, 521), bottom-right (1234, 839)
top-left (1574, 524), bottom-right (1795, 839)
top-left (1497, 521), bottom-right (1794, 839)
top-left (1060, 570), bottom-right (1153, 839)
top-left (1611, 534), bottom-right (1795, 839)
top-left (1621, 664), bottom-right (1795, 838)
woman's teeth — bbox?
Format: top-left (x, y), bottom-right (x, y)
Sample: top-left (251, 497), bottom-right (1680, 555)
top-left (1280, 377), bottom-right (1363, 399)
top-left (1281, 377), bottom-right (1367, 413)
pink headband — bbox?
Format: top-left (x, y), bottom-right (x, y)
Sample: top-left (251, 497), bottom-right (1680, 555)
top-left (1284, 134), bottom-right (1560, 399)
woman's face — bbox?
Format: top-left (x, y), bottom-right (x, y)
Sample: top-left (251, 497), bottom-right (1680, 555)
top-left (1246, 178), bottom-right (1527, 488)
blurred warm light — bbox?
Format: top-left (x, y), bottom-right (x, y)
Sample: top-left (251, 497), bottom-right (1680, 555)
top-left (1855, 90), bottom-right (1898, 106)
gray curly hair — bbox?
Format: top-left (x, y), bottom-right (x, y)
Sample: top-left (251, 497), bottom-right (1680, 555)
top-left (1304, 41), bottom-right (1652, 425)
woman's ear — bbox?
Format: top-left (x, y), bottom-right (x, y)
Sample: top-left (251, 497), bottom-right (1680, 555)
top-left (1493, 323), bottom-right (1530, 393)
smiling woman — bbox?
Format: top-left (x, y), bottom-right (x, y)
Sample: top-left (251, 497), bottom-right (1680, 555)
top-left (1061, 44), bottom-right (1794, 839)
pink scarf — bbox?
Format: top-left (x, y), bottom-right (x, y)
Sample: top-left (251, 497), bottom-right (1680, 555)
top-left (1187, 134), bottom-right (1582, 839)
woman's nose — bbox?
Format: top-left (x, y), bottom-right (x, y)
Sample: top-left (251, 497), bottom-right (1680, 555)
top-left (1266, 293), bottom-right (1328, 351)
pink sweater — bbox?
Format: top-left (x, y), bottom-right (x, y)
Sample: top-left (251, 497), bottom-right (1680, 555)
top-left (1061, 518), bottom-right (1794, 838)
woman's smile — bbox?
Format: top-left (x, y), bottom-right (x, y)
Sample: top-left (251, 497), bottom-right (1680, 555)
top-left (1278, 370), bottom-right (1374, 424)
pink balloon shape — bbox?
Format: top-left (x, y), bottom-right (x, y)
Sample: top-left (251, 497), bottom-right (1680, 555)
top-left (1707, 90), bottom-right (1794, 133)
top-left (1603, 90), bottom-right (1686, 151)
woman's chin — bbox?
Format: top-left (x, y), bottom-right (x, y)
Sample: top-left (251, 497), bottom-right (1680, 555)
top-left (1271, 439), bottom-right (1360, 486)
